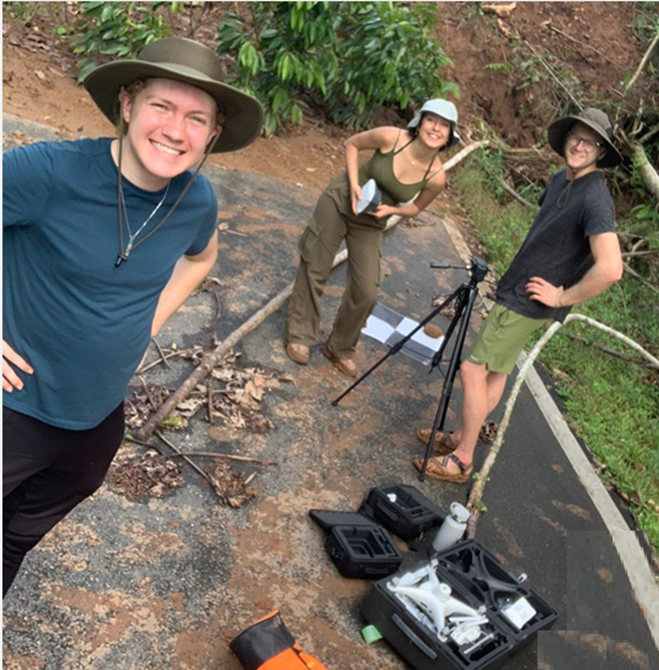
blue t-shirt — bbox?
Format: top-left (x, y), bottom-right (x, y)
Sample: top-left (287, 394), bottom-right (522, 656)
top-left (3, 138), bottom-right (218, 429)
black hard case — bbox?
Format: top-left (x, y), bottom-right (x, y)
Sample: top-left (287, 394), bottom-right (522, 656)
top-left (361, 539), bottom-right (557, 670)
top-left (325, 524), bottom-right (403, 579)
top-left (361, 484), bottom-right (445, 541)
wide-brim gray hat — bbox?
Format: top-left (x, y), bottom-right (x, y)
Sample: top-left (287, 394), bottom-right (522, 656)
top-left (547, 108), bottom-right (622, 168)
top-left (408, 99), bottom-right (461, 148)
top-left (84, 37), bottom-right (264, 154)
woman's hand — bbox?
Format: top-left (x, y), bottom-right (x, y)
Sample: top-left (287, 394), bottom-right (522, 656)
top-left (2, 340), bottom-right (34, 392)
top-left (350, 184), bottom-right (363, 215)
top-left (366, 204), bottom-right (396, 219)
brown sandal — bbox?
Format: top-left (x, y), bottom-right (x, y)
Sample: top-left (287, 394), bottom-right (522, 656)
top-left (479, 420), bottom-right (498, 445)
top-left (413, 453), bottom-right (473, 484)
top-left (414, 428), bottom-right (458, 456)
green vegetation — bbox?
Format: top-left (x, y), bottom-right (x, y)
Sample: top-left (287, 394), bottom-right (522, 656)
top-left (456, 151), bottom-right (659, 551)
top-left (68, 1), bottom-right (183, 82)
top-left (3, 2), bottom-right (47, 25)
top-left (217, 1), bottom-right (457, 134)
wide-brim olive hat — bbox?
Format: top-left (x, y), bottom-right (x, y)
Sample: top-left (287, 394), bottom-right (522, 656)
top-left (83, 37), bottom-right (264, 154)
top-left (547, 108), bottom-right (622, 168)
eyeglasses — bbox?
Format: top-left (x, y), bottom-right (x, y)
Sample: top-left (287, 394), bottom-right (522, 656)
top-left (566, 132), bottom-right (602, 152)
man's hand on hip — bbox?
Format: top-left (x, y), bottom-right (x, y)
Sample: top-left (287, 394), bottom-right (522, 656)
top-left (2, 340), bottom-right (34, 392)
top-left (525, 276), bottom-right (564, 307)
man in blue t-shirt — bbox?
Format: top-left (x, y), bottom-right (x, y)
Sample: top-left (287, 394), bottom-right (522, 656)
top-left (2, 37), bottom-right (263, 595)
top-left (414, 108), bottom-right (623, 484)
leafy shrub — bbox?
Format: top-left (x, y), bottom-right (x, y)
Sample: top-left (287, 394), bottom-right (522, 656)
top-left (217, 1), bottom-right (458, 135)
top-left (69, 1), bottom-right (182, 83)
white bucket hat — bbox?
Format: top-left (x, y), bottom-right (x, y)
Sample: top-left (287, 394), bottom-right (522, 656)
top-left (408, 99), bottom-right (461, 148)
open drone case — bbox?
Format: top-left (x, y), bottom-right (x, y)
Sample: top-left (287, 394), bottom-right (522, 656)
top-left (361, 539), bottom-right (557, 670)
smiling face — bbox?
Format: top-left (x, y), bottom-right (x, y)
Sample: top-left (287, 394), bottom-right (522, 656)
top-left (418, 112), bottom-right (452, 150)
top-left (564, 122), bottom-right (607, 175)
top-left (119, 78), bottom-right (221, 190)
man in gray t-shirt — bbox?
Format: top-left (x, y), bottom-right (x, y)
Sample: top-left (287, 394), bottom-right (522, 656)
top-left (414, 108), bottom-right (623, 483)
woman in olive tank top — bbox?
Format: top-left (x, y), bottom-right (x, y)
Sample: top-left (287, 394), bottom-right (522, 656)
top-left (285, 99), bottom-right (460, 377)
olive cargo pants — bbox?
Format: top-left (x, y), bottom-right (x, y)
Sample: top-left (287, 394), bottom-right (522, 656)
top-left (286, 192), bottom-right (384, 358)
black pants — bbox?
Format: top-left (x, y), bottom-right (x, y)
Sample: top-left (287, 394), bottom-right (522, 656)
top-left (3, 404), bottom-right (125, 596)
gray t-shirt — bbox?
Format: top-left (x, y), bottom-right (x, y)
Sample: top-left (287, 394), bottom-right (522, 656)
top-left (496, 169), bottom-right (616, 322)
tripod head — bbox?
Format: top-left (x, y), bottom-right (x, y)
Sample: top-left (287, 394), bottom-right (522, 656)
top-left (430, 257), bottom-right (488, 285)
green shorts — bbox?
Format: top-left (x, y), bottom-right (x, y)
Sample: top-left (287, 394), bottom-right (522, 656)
top-left (467, 304), bottom-right (551, 374)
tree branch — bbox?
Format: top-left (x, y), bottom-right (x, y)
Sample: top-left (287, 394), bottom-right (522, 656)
top-left (624, 29), bottom-right (659, 93)
top-left (466, 315), bottom-right (659, 536)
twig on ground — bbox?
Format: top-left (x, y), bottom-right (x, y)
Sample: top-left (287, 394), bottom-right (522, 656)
top-left (207, 379), bottom-right (215, 426)
top-left (204, 292), bottom-right (222, 332)
top-left (138, 349), bottom-right (191, 373)
top-left (169, 452), bottom-right (278, 466)
top-left (124, 434), bottom-right (165, 454)
top-left (139, 375), bottom-right (157, 410)
top-left (151, 338), bottom-right (170, 369)
top-left (154, 430), bottom-right (212, 483)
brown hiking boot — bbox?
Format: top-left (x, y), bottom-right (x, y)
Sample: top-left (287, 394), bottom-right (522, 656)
top-left (285, 341), bottom-right (309, 365)
top-left (322, 343), bottom-right (358, 378)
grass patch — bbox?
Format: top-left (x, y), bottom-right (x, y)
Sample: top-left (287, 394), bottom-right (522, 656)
top-left (455, 153), bottom-right (659, 552)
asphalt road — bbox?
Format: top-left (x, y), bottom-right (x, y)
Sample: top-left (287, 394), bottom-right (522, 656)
top-left (3, 115), bottom-right (658, 670)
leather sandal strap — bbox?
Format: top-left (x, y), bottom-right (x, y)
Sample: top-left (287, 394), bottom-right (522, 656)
top-left (444, 453), bottom-right (469, 474)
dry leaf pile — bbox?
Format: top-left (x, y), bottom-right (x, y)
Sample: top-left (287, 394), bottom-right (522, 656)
top-left (107, 450), bottom-right (183, 501)
top-left (201, 354), bottom-right (280, 432)
top-left (206, 462), bottom-right (255, 508)
top-left (128, 350), bottom-right (283, 433)
top-left (125, 383), bottom-right (173, 429)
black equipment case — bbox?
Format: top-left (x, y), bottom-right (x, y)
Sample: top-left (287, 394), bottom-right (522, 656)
top-left (361, 539), bottom-right (557, 670)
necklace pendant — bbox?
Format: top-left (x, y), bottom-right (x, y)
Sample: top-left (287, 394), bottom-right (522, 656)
top-left (115, 253), bottom-right (129, 267)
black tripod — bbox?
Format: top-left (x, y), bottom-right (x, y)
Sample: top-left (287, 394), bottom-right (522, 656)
top-left (332, 257), bottom-right (488, 482)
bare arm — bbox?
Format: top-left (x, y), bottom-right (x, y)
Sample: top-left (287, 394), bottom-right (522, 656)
top-left (367, 169), bottom-right (447, 220)
top-left (150, 232), bottom-right (218, 337)
top-left (526, 232), bottom-right (623, 308)
top-left (345, 127), bottom-right (401, 214)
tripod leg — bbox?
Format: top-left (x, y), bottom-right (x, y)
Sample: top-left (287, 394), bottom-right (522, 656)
top-left (418, 283), bottom-right (480, 482)
top-left (331, 350), bottom-right (396, 406)
top-left (332, 286), bottom-right (464, 406)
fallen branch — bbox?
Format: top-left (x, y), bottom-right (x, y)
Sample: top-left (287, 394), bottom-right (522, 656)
top-left (168, 451), bottom-right (278, 466)
top-left (631, 142), bottom-right (659, 203)
top-left (151, 338), bottom-right (171, 369)
top-left (624, 28), bottom-right (659, 93)
top-left (500, 180), bottom-right (534, 208)
top-left (623, 261), bottom-right (659, 295)
top-left (137, 348), bottom-right (192, 373)
top-left (466, 314), bottom-right (659, 537)
top-left (546, 23), bottom-right (625, 71)
top-left (523, 40), bottom-right (583, 111)
top-left (204, 291), bottom-right (222, 332)
top-left (137, 141), bottom-right (489, 439)
top-left (154, 430), bottom-right (213, 483)
top-left (559, 331), bottom-right (658, 370)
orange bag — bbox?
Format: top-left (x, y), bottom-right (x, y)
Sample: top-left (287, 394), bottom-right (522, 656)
top-left (230, 610), bottom-right (330, 670)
